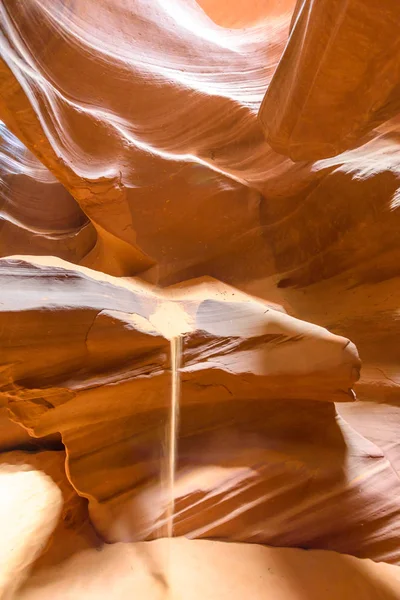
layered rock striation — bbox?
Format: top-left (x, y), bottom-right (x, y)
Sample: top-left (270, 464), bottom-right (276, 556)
top-left (0, 0), bottom-right (399, 596)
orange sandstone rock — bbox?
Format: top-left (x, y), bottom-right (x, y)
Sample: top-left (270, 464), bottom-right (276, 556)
top-left (17, 538), bottom-right (400, 600)
top-left (3, 256), bottom-right (399, 564)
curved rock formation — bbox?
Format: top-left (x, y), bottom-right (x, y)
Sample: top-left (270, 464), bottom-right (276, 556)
top-left (0, 0), bottom-right (399, 595)
top-left (0, 460), bottom-right (61, 598)
top-left (0, 0), bottom-right (296, 277)
top-left (0, 256), bottom-right (399, 564)
top-left (259, 0), bottom-right (400, 160)
top-left (0, 450), bottom-right (97, 571)
top-left (0, 122), bottom-right (96, 264)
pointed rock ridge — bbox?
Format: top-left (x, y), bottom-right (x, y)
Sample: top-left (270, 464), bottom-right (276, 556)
top-left (258, 0), bottom-right (400, 160)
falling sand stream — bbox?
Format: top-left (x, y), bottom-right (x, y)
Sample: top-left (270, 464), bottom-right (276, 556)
top-left (163, 335), bottom-right (183, 594)
top-left (166, 336), bottom-right (182, 539)
top-left (149, 302), bottom-right (190, 592)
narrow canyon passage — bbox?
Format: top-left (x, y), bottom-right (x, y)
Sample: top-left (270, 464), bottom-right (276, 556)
top-left (0, 0), bottom-right (399, 598)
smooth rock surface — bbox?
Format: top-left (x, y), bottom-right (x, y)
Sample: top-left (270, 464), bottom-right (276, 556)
top-left (259, 0), bottom-right (400, 160)
top-left (0, 461), bottom-right (61, 599)
top-left (1, 256), bottom-right (399, 562)
top-left (0, 123), bottom-right (96, 264)
top-left (0, 0), bottom-right (294, 277)
top-left (0, 408), bottom-right (34, 451)
top-left (0, 451), bottom-right (98, 572)
top-left (16, 538), bottom-right (400, 600)
top-left (0, 0), bottom-right (400, 587)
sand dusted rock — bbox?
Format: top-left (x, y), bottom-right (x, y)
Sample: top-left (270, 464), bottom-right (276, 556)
top-left (16, 538), bottom-right (400, 600)
top-left (0, 461), bottom-right (61, 599)
top-left (3, 256), bottom-right (399, 563)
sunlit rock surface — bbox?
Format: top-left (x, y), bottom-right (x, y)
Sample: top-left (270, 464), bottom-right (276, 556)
top-left (16, 538), bottom-right (400, 600)
top-left (0, 451), bottom-right (97, 572)
top-left (0, 0), bottom-right (399, 595)
top-left (259, 0), bottom-right (400, 160)
top-left (1, 256), bottom-right (399, 564)
top-left (0, 123), bottom-right (96, 263)
top-left (0, 0), bottom-right (296, 277)
top-left (0, 460), bottom-right (61, 599)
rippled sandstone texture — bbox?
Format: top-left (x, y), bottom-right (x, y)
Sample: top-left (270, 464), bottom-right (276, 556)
top-left (0, 0), bottom-right (400, 597)
top-left (1, 255), bottom-right (400, 566)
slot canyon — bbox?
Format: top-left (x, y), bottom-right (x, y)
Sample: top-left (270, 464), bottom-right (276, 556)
top-left (0, 0), bottom-right (400, 597)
